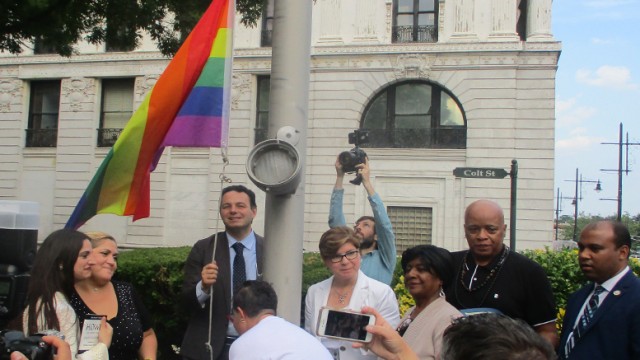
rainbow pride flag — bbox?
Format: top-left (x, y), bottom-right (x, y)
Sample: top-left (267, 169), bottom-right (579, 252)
top-left (66, 0), bottom-right (233, 229)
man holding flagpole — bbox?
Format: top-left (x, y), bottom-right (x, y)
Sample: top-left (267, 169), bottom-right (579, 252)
top-left (181, 185), bottom-right (264, 360)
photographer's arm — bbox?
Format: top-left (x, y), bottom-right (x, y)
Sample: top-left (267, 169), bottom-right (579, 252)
top-left (329, 156), bottom-right (347, 227)
top-left (361, 159), bottom-right (397, 282)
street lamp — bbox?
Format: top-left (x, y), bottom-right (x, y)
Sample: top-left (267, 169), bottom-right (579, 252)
top-left (565, 168), bottom-right (602, 241)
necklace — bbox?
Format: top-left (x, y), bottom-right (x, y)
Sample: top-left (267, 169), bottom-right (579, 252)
top-left (454, 247), bottom-right (509, 308)
top-left (334, 288), bottom-right (350, 304)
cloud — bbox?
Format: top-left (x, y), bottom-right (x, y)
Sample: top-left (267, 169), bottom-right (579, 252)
top-left (591, 37), bottom-right (613, 45)
top-left (556, 133), bottom-right (606, 151)
top-left (556, 96), bottom-right (597, 127)
top-left (576, 65), bottom-right (638, 90)
top-left (585, 0), bottom-right (636, 8)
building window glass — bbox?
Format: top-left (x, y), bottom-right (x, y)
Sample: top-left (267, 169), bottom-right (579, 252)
top-left (361, 81), bottom-right (466, 149)
top-left (261, 0), bottom-right (274, 47)
top-left (255, 76), bottom-right (270, 144)
top-left (388, 206), bottom-right (433, 254)
top-left (393, 0), bottom-right (438, 43)
top-left (33, 37), bottom-right (56, 55)
top-left (98, 78), bottom-right (134, 147)
top-left (26, 80), bottom-right (60, 147)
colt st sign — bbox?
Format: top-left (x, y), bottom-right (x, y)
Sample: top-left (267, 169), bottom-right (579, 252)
top-left (452, 167), bottom-right (509, 179)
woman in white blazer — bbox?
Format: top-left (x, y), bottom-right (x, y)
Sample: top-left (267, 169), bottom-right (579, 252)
top-left (305, 227), bottom-right (400, 359)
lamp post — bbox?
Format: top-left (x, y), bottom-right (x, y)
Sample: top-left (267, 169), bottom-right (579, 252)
top-left (554, 187), bottom-right (571, 241)
top-left (566, 168), bottom-right (602, 241)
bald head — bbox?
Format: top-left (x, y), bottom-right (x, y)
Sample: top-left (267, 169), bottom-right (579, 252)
top-left (464, 200), bottom-right (507, 265)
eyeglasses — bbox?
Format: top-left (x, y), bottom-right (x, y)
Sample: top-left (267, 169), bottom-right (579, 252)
top-left (396, 317), bottom-right (413, 336)
top-left (330, 250), bottom-right (360, 263)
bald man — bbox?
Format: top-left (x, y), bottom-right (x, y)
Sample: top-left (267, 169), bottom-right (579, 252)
top-left (444, 200), bottom-right (559, 348)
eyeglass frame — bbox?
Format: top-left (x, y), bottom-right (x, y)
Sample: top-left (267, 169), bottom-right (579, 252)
top-left (329, 249), bottom-right (360, 263)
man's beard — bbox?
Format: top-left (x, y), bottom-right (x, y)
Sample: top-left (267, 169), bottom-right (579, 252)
top-left (360, 237), bottom-right (375, 250)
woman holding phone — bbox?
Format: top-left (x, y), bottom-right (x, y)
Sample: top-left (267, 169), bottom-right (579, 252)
top-left (22, 229), bottom-right (111, 360)
top-left (305, 227), bottom-right (400, 360)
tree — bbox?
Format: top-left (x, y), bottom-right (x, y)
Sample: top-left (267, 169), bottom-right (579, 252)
top-left (0, 0), bottom-right (264, 57)
top-left (559, 213), bottom-right (640, 246)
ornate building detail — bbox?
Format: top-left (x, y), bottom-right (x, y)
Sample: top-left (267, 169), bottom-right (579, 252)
top-left (0, 79), bottom-right (22, 113)
top-left (135, 75), bottom-right (159, 100)
top-left (231, 73), bottom-right (251, 110)
top-left (384, 1), bottom-right (393, 44)
top-left (394, 54), bottom-right (433, 79)
top-left (62, 78), bottom-right (94, 112)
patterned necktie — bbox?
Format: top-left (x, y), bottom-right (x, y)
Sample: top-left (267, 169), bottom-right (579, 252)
top-left (563, 285), bottom-right (606, 358)
top-left (231, 242), bottom-right (246, 296)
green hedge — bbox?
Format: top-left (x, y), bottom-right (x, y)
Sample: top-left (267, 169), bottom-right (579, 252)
top-left (115, 247), bottom-right (640, 358)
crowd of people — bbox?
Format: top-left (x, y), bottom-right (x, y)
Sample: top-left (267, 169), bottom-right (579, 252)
top-left (10, 157), bottom-right (640, 360)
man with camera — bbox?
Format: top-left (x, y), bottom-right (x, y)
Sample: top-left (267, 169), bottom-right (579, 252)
top-left (329, 155), bottom-right (396, 285)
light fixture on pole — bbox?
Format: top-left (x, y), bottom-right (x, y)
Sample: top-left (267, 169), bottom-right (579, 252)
top-left (565, 168), bottom-right (602, 241)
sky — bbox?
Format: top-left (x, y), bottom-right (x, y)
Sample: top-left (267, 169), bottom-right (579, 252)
top-left (553, 0), bottom-right (640, 218)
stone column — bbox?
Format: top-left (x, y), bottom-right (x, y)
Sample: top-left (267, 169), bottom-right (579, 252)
top-left (353, 0), bottom-right (379, 43)
top-left (527, 0), bottom-right (554, 41)
top-left (489, 0), bottom-right (519, 40)
top-left (318, 0), bottom-right (343, 44)
top-left (451, 0), bottom-right (478, 40)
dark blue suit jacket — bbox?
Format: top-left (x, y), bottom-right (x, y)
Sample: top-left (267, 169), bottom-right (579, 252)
top-left (558, 270), bottom-right (640, 360)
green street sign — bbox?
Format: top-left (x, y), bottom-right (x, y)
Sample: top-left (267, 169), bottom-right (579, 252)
top-left (453, 167), bottom-right (509, 179)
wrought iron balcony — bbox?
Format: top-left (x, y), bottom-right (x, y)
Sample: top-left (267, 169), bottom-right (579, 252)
top-left (392, 25), bottom-right (437, 43)
top-left (25, 129), bottom-right (57, 147)
top-left (362, 127), bottom-right (466, 149)
top-left (97, 128), bottom-right (123, 147)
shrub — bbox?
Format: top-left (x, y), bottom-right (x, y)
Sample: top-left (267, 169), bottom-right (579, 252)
top-left (115, 246), bottom-right (640, 356)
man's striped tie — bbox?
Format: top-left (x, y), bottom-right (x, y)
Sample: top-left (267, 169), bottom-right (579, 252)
top-left (563, 285), bottom-right (605, 358)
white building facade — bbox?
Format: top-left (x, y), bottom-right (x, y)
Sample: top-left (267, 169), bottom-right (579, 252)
top-left (0, 0), bottom-right (560, 253)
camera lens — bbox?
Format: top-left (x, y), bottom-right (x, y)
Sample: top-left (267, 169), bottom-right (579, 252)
top-left (338, 151), bottom-right (357, 172)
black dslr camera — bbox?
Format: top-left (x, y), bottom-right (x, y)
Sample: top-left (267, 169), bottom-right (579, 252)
top-left (338, 130), bottom-right (369, 185)
top-left (0, 331), bottom-right (53, 360)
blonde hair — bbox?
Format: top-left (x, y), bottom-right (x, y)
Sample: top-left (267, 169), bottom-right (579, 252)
top-left (84, 231), bottom-right (117, 248)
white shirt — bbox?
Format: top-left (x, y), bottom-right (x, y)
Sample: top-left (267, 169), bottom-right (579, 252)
top-left (230, 316), bottom-right (333, 360)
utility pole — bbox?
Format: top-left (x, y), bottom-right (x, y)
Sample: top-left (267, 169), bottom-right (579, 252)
top-left (601, 123), bottom-right (640, 221)
top-left (565, 169), bottom-right (601, 241)
top-left (262, 0), bottom-right (312, 324)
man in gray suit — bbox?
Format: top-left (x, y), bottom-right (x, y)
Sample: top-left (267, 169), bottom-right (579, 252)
top-left (181, 185), bottom-right (264, 360)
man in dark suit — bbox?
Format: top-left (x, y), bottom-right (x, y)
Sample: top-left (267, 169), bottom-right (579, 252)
top-left (180, 185), bottom-right (264, 360)
top-left (558, 220), bottom-right (640, 360)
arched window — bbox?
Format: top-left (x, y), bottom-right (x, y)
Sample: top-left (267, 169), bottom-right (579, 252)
top-left (361, 81), bottom-right (466, 149)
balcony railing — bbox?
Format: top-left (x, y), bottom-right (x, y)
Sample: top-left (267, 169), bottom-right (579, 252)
top-left (97, 128), bottom-right (123, 147)
top-left (362, 127), bottom-right (466, 149)
top-left (25, 129), bottom-right (57, 147)
top-left (392, 25), bottom-right (437, 43)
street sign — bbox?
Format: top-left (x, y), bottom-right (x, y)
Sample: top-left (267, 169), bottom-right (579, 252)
top-left (453, 167), bottom-right (509, 179)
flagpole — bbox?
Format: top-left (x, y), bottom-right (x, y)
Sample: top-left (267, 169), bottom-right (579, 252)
top-left (262, 0), bottom-right (312, 324)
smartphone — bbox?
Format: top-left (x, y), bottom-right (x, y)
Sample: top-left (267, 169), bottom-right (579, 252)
top-left (316, 307), bottom-right (375, 343)
top-left (78, 314), bottom-right (105, 353)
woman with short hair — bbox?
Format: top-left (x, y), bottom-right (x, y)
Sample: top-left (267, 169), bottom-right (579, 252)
top-left (396, 245), bottom-right (462, 359)
top-left (305, 226), bottom-right (400, 360)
